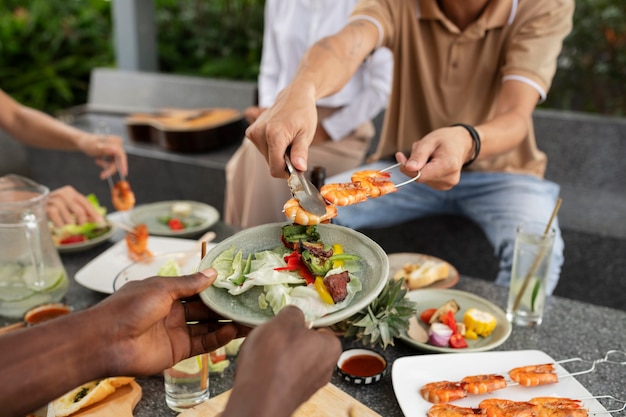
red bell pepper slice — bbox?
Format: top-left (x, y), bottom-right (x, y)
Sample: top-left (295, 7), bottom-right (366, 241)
top-left (274, 250), bottom-right (315, 285)
top-left (441, 310), bottom-right (457, 332)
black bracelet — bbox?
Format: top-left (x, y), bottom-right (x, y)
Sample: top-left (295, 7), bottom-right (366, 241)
top-left (451, 123), bottom-right (481, 167)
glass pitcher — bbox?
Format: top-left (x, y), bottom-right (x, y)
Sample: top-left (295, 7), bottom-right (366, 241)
top-left (0, 175), bottom-right (68, 318)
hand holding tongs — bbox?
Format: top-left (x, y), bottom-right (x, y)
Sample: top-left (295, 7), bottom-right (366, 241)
top-left (284, 149), bottom-right (327, 216)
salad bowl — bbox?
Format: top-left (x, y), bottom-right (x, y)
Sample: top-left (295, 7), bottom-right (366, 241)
top-left (198, 222), bottom-right (389, 328)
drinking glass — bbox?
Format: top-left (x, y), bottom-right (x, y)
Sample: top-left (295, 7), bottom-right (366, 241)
top-left (506, 222), bottom-right (556, 327)
top-left (164, 353), bottom-right (209, 411)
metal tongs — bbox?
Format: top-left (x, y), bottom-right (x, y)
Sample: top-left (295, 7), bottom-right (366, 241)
top-left (284, 149), bottom-right (327, 216)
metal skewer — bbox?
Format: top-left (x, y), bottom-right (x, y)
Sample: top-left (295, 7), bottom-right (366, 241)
top-left (379, 162), bottom-right (421, 188)
top-left (584, 395), bottom-right (626, 414)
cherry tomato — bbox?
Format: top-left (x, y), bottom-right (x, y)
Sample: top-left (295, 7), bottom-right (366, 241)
top-left (449, 334), bottom-right (468, 349)
top-left (420, 308), bottom-right (437, 324)
top-left (167, 218), bottom-right (185, 231)
top-left (60, 235), bottom-right (87, 245)
top-left (210, 347), bottom-right (227, 363)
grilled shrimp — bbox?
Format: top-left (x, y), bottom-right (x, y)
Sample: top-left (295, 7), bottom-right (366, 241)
top-left (111, 180), bottom-right (136, 211)
top-left (529, 397), bottom-right (587, 417)
top-left (125, 224), bottom-right (152, 261)
top-left (351, 169), bottom-right (397, 198)
top-left (461, 374), bottom-right (508, 395)
top-left (428, 403), bottom-right (485, 417)
top-left (421, 381), bottom-right (468, 404)
top-left (283, 198), bottom-right (337, 225)
top-left (508, 364), bottom-right (558, 387)
top-left (320, 182), bottom-right (369, 206)
top-left (479, 399), bottom-right (539, 417)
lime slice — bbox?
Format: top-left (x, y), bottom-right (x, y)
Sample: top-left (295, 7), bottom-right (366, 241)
top-left (172, 355), bottom-right (203, 374)
top-left (22, 267), bottom-right (67, 292)
top-left (0, 284), bottom-right (35, 302)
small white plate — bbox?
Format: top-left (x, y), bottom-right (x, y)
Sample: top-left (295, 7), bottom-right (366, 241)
top-left (392, 350), bottom-right (612, 417)
top-left (55, 224), bottom-right (116, 254)
top-left (129, 200), bottom-right (219, 238)
top-left (74, 236), bottom-right (205, 294)
top-left (399, 288), bottom-right (512, 353)
top-left (388, 252), bottom-right (459, 290)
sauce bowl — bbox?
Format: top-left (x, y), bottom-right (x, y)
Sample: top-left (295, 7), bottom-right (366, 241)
top-left (336, 348), bottom-right (387, 385)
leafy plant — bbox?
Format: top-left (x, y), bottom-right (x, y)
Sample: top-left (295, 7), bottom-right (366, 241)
top-left (0, 0), bottom-right (115, 113)
top-left (1, 0), bottom-right (624, 116)
top-left (155, 0), bottom-right (264, 80)
top-left (542, 0), bottom-right (626, 115)
top-left (336, 278), bottom-right (417, 349)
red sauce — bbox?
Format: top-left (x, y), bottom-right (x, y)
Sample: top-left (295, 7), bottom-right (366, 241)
top-left (24, 303), bottom-right (72, 325)
top-left (340, 354), bottom-right (385, 377)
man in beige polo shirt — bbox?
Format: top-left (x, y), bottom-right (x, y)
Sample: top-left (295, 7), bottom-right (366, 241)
top-left (245, 0), bottom-right (574, 295)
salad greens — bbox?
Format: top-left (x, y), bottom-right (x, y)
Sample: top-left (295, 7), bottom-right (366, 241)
top-left (210, 225), bottom-right (363, 322)
top-left (51, 194), bottom-right (111, 245)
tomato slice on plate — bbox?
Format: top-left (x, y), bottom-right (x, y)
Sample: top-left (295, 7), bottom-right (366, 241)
top-left (60, 235), bottom-right (87, 245)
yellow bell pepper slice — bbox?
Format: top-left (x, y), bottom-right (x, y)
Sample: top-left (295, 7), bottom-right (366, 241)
top-left (314, 276), bottom-right (334, 305)
top-left (332, 243), bottom-right (344, 268)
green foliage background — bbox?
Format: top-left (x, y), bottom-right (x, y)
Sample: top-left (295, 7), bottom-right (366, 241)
top-left (1, 0), bottom-right (624, 116)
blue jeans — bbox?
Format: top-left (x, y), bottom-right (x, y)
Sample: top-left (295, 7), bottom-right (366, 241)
top-left (328, 161), bottom-right (564, 295)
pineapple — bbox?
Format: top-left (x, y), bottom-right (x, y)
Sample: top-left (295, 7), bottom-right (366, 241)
top-left (337, 278), bottom-right (417, 349)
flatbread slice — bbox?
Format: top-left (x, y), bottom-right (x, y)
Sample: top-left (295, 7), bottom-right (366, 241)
top-left (53, 376), bottom-right (134, 417)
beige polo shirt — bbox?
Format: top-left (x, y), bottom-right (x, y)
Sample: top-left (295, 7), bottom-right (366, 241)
top-left (351, 0), bottom-right (574, 177)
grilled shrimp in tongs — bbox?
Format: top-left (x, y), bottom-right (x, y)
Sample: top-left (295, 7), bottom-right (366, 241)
top-left (107, 158), bottom-right (136, 212)
top-left (320, 162), bottom-right (421, 206)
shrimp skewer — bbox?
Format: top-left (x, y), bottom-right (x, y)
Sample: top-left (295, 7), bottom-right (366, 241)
top-left (350, 163), bottom-right (421, 199)
top-left (429, 396), bottom-right (622, 417)
top-left (423, 354), bottom-right (610, 404)
top-left (283, 198), bottom-right (337, 225)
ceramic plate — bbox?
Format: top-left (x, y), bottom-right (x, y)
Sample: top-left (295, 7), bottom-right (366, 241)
top-left (199, 222), bottom-right (389, 328)
top-left (388, 253), bottom-right (459, 290)
top-left (55, 223), bottom-right (116, 254)
top-left (399, 288), bottom-right (511, 353)
top-left (113, 251), bottom-right (203, 292)
top-left (74, 236), bottom-right (205, 293)
top-left (129, 200), bottom-right (219, 238)
top-left (392, 350), bottom-right (612, 417)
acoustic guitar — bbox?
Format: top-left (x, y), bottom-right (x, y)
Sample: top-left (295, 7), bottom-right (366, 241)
top-left (125, 108), bottom-right (246, 153)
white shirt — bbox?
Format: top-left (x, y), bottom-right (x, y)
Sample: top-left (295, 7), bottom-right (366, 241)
top-left (258, 0), bottom-right (393, 140)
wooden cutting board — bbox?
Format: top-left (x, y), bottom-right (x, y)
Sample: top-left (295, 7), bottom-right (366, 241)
top-left (179, 383), bottom-right (381, 417)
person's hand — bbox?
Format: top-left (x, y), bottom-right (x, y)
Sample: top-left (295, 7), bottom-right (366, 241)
top-left (77, 133), bottom-right (129, 180)
top-left (222, 305), bottom-right (341, 417)
top-left (245, 86), bottom-right (319, 178)
top-left (94, 269), bottom-right (250, 378)
top-left (395, 125), bottom-right (475, 190)
top-left (47, 185), bottom-right (104, 227)
top-left (243, 106), bottom-right (265, 124)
